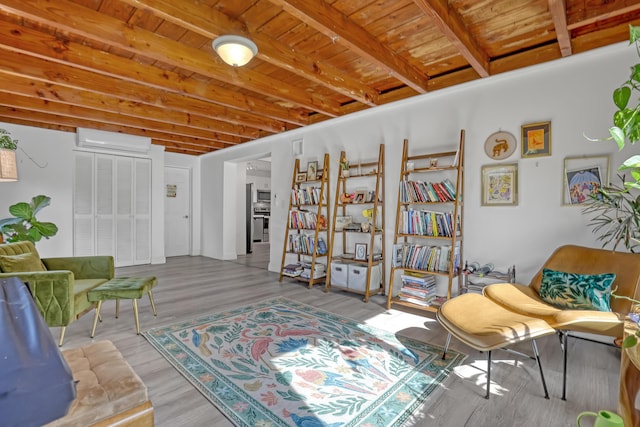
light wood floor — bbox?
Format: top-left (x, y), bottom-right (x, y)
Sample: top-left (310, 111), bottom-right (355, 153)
top-left (57, 244), bottom-right (621, 427)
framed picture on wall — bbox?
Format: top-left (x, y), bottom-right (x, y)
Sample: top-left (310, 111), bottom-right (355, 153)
top-left (521, 121), bottom-right (551, 158)
top-left (481, 163), bottom-right (518, 206)
top-left (563, 155), bottom-right (609, 205)
top-left (295, 173), bottom-right (307, 183)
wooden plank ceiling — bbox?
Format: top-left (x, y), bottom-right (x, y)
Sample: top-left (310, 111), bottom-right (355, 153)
top-left (0, 0), bottom-right (638, 155)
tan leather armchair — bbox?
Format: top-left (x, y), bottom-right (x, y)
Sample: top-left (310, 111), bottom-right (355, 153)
top-left (483, 244), bottom-right (640, 399)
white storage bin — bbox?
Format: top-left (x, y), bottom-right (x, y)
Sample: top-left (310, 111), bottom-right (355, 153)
top-left (348, 263), bottom-right (382, 292)
top-left (330, 262), bottom-right (350, 287)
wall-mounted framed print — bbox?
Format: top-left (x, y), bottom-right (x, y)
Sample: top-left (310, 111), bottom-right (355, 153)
top-left (563, 155), bottom-right (609, 205)
top-left (521, 121), bottom-right (551, 158)
top-left (481, 163), bottom-right (518, 206)
top-left (354, 243), bottom-right (368, 261)
top-left (295, 172), bottom-right (307, 183)
top-left (484, 131), bottom-right (517, 160)
top-left (306, 161), bottom-right (318, 181)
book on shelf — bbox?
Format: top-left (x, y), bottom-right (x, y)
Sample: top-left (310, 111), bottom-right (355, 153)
top-left (283, 263), bottom-right (303, 277)
top-left (397, 294), bottom-right (435, 307)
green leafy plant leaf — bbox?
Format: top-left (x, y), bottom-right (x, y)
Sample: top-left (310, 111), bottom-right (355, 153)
top-left (0, 195), bottom-right (58, 243)
top-left (623, 335), bottom-right (638, 348)
top-left (614, 86), bottom-right (631, 110)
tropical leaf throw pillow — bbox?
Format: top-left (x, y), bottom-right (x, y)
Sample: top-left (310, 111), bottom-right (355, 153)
top-left (539, 268), bottom-right (615, 312)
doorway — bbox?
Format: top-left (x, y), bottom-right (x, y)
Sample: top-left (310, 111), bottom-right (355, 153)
top-left (239, 158), bottom-right (271, 269)
top-left (164, 166), bottom-right (191, 257)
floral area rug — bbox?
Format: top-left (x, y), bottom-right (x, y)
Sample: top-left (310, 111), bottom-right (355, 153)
top-left (143, 297), bottom-right (466, 426)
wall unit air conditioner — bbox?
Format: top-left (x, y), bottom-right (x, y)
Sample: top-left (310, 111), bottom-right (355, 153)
top-left (76, 128), bottom-right (151, 154)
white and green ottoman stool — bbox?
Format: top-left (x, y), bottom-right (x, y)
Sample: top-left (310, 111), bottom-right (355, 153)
top-left (88, 277), bottom-right (157, 337)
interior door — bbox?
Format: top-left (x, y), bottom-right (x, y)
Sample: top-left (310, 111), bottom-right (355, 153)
top-left (164, 166), bottom-right (191, 257)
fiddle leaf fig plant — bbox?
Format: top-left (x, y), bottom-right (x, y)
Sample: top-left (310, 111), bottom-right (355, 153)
top-left (0, 195), bottom-right (58, 243)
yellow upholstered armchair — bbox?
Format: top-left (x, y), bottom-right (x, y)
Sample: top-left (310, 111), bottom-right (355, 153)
top-left (0, 241), bottom-right (114, 345)
top-left (483, 244), bottom-right (640, 399)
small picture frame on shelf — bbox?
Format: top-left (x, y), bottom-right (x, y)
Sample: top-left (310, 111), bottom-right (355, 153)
top-left (295, 173), bottom-right (307, 183)
top-left (563, 155), bottom-right (609, 205)
top-left (481, 163), bottom-right (518, 206)
top-left (354, 243), bottom-right (367, 261)
top-left (521, 121), bottom-right (551, 158)
top-left (306, 161), bottom-right (318, 181)
top-left (353, 191), bottom-right (366, 203)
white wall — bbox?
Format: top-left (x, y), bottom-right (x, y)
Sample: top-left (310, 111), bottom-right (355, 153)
top-left (201, 41), bottom-right (640, 285)
top-left (0, 124), bottom-right (166, 263)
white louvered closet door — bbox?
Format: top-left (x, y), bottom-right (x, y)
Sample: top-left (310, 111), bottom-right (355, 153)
top-left (73, 152), bottom-right (95, 256)
top-left (96, 155), bottom-right (115, 256)
top-left (73, 152), bottom-right (151, 266)
top-left (133, 159), bottom-right (151, 265)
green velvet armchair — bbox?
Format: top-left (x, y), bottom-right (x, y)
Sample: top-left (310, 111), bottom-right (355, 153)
top-left (0, 241), bottom-right (114, 346)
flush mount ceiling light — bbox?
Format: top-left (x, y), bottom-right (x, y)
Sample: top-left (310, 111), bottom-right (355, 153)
top-left (212, 35), bottom-right (258, 67)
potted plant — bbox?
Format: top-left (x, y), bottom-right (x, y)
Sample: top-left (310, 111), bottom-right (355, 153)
top-left (583, 174), bottom-right (640, 253)
top-left (583, 26), bottom-right (640, 350)
top-left (605, 25), bottom-right (640, 190)
top-left (0, 128), bottom-right (18, 150)
top-left (0, 195), bottom-right (58, 243)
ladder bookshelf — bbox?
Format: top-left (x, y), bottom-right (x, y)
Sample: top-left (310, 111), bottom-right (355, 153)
top-left (386, 131), bottom-right (465, 312)
top-left (279, 153), bottom-right (331, 288)
top-left (325, 144), bottom-right (385, 302)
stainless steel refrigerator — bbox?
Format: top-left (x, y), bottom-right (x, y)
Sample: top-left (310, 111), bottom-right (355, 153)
top-left (246, 183), bottom-right (253, 253)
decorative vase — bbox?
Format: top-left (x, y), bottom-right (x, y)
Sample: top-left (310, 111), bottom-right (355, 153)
top-left (341, 169), bottom-right (349, 177)
top-left (577, 410), bottom-right (624, 427)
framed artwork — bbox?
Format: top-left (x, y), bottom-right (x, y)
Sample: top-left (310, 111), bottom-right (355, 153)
top-left (353, 191), bottom-right (366, 203)
top-left (484, 131), bottom-right (517, 160)
top-left (563, 155), bottom-right (610, 205)
top-left (521, 121), bottom-right (551, 158)
top-left (306, 161), bottom-right (318, 181)
top-left (481, 163), bottom-right (518, 206)
top-left (295, 173), bottom-right (306, 183)
top-left (354, 243), bottom-right (367, 261)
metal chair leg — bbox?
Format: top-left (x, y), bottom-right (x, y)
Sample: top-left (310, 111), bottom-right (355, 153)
top-left (90, 301), bottom-right (103, 338)
top-left (58, 326), bottom-right (67, 347)
top-left (148, 290), bottom-right (157, 316)
top-left (115, 298), bottom-right (120, 318)
top-left (485, 350), bottom-right (492, 399)
top-left (133, 299), bottom-right (140, 335)
top-left (531, 339), bottom-right (549, 399)
top-left (561, 331), bottom-right (568, 401)
top-left (442, 333), bottom-right (452, 360)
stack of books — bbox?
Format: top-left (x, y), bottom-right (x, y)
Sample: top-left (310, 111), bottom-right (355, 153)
top-left (282, 263), bottom-right (303, 277)
top-left (398, 272), bottom-right (436, 306)
top-left (300, 262), bottom-right (326, 279)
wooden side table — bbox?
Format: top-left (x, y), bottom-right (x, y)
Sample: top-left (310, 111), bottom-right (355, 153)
top-left (619, 320), bottom-right (640, 426)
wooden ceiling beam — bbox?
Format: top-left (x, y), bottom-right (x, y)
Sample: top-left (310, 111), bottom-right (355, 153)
top-left (0, 0), bottom-right (341, 117)
top-left (0, 70), bottom-right (258, 140)
top-left (0, 20), bottom-right (308, 127)
top-left (0, 91), bottom-right (244, 146)
top-left (267, 0), bottom-right (429, 94)
top-left (548, 0), bottom-right (572, 57)
top-left (120, 0), bottom-right (380, 106)
top-left (0, 47), bottom-right (283, 134)
top-left (412, 0), bottom-right (490, 78)
top-left (0, 106), bottom-right (228, 151)
top-left (567, 2), bottom-right (640, 30)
